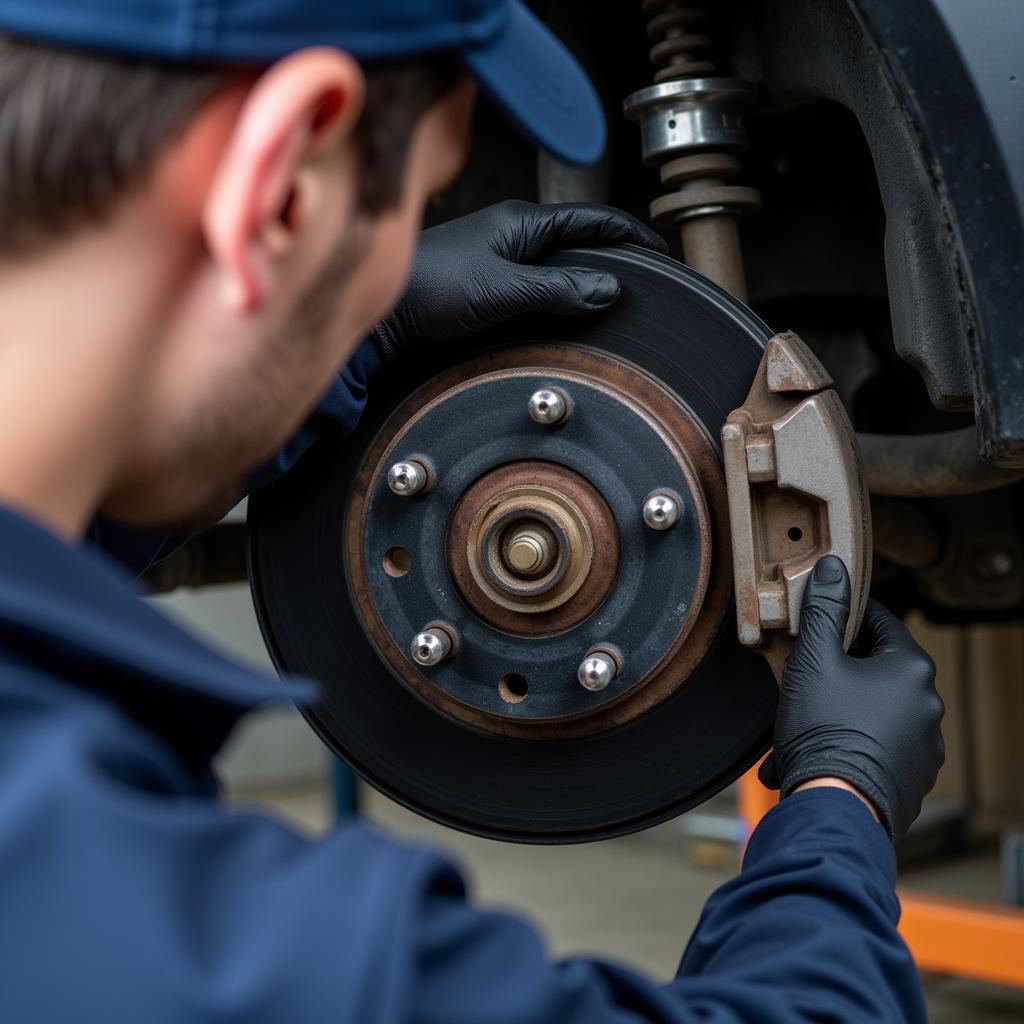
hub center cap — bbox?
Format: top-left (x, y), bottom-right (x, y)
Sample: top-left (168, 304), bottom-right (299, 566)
top-left (451, 465), bottom-right (616, 629)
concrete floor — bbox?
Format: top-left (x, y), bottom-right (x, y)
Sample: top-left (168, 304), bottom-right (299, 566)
top-left (230, 779), bottom-right (1024, 1022)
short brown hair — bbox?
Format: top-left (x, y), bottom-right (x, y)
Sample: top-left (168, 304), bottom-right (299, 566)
top-left (0, 35), bottom-right (463, 258)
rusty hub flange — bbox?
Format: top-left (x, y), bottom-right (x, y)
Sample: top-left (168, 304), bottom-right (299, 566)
top-left (344, 345), bottom-right (731, 739)
top-left (449, 461), bottom-right (619, 634)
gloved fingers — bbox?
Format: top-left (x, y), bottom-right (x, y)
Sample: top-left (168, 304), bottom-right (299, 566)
top-left (757, 753), bottom-right (782, 791)
top-left (857, 598), bottom-right (916, 657)
top-left (519, 202), bottom-right (668, 258)
top-left (790, 555), bottom-right (851, 663)
top-left (510, 264), bottom-right (622, 315)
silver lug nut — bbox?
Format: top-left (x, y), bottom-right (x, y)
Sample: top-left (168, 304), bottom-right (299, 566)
top-left (643, 491), bottom-right (681, 531)
top-left (411, 626), bottom-right (455, 667)
top-left (577, 648), bottom-right (620, 692)
top-left (528, 387), bottom-right (569, 426)
top-left (388, 459), bottom-right (429, 497)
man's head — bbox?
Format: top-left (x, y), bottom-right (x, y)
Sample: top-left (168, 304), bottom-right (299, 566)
top-left (85, 45), bottom-right (473, 526)
top-left (0, 1), bottom-right (605, 533)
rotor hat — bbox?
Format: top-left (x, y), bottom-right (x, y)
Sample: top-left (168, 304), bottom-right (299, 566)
top-left (0, 0), bottom-right (605, 167)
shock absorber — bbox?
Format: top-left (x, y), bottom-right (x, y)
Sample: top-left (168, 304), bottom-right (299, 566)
top-left (623, 0), bottom-right (760, 301)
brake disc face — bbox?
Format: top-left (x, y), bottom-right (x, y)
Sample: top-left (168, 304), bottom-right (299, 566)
top-left (249, 246), bottom-right (779, 842)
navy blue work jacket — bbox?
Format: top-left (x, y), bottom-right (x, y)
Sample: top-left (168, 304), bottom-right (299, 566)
top-left (0, 340), bottom-right (926, 1022)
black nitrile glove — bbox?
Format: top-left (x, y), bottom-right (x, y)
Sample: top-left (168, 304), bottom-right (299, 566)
top-left (374, 200), bottom-right (667, 361)
top-left (759, 555), bottom-right (944, 841)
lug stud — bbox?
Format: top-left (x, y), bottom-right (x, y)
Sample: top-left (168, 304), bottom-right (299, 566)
top-left (643, 491), bottom-right (681, 531)
top-left (411, 626), bottom-right (456, 667)
top-left (577, 648), bottom-right (620, 692)
top-left (388, 459), bottom-right (429, 497)
top-left (528, 387), bottom-right (570, 426)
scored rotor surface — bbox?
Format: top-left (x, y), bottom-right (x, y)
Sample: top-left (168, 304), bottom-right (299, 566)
top-left (248, 245), bottom-right (778, 843)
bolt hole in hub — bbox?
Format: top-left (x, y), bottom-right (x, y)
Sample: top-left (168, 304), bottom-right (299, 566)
top-left (787, 526), bottom-right (803, 543)
top-left (499, 673), bottom-right (529, 703)
top-left (248, 246), bottom-right (779, 841)
top-left (382, 546), bottom-right (412, 578)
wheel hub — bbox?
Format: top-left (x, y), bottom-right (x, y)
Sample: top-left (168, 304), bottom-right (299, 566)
top-left (346, 347), bottom-right (729, 736)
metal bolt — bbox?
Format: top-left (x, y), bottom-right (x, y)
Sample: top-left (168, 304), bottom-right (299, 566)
top-left (506, 528), bottom-right (550, 573)
top-left (643, 491), bottom-right (681, 531)
top-left (577, 649), bottom-right (620, 692)
top-left (388, 459), bottom-right (429, 497)
top-left (528, 388), bottom-right (569, 426)
top-left (410, 626), bottom-right (455, 667)
top-left (502, 521), bottom-right (558, 578)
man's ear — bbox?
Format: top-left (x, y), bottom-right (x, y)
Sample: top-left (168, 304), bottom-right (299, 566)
top-left (203, 47), bottom-right (365, 312)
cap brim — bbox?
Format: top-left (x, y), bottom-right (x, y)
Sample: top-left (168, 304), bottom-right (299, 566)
top-left (462, 2), bottom-right (606, 167)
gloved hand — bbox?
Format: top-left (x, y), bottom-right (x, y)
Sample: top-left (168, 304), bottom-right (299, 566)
top-left (759, 555), bottom-right (944, 841)
top-left (374, 200), bottom-right (667, 361)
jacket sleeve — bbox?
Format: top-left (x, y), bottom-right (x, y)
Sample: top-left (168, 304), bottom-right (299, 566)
top-left (37, 761), bottom-right (923, 1023)
top-left (395, 788), bottom-right (925, 1024)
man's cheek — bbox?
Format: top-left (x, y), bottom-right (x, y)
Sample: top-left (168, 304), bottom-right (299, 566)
top-left (357, 215), bottom-right (420, 326)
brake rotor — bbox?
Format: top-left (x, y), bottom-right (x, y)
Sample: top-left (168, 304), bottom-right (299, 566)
top-left (248, 245), bottom-right (778, 842)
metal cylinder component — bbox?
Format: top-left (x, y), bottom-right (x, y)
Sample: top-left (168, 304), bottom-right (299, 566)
top-left (642, 0), bottom-right (715, 81)
top-left (473, 484), bottom-right (592, 611)
top-left (411, 626), bottom-right (455, 667)
top-left (643, 491), bottom-right (682, 530)
top-left (528, 387), bottom-right (569, 425)
top-left (859, 427), bottom-right (1024, 497)
top-left (622, 0), bottom-right (759, 300)
top-left (387, 459), bottom-right (429, 497)
top-left (623, 79), bottom-right (756, 165)
top-left (503, 522), bottom-right (558, 576)
top-left (577, 648), bottom-right (621, 692)
top-left (679, 215), bottom-right (747, 299)
top-left (448, 458), bottom-right (620, 636)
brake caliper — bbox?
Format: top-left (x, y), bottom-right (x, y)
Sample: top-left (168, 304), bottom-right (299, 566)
top-left (722, 330), bottom-right (872, 678)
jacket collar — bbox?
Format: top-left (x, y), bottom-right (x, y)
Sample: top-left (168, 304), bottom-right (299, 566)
top-left (0, 505), bottom-right (316, 772)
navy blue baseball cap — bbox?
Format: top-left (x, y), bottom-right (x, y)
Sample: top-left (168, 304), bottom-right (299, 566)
top-left (0, 0), bottom-right (605, 166)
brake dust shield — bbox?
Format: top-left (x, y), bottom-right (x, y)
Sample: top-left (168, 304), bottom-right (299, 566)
top-left (248, 246), bottom-right (781, 843)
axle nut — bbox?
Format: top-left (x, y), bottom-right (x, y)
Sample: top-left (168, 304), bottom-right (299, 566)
top-left (388, 459), bottom-right (429, 497)
top-left (528, 388), bottom-right (569, 426)
top-left (411, 626), bottom-right (455, 667)
top-left (643, 491), bottom-right (681, 531)
top-left (577, 648), bottom-right (620, 692)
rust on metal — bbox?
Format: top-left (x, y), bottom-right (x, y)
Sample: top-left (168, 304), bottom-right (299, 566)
top-left (448, 462), bottom-right (616, 636)
top-left (722, 331), bottom-right (872, 679)
top-left (649, 152), bottom-right (760, 302)
top-left (763, 332), bottom-right (832, 394)
top-left (344, 344), bottom-right (731, 740)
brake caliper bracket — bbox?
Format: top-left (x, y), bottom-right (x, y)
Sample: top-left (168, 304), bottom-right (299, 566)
top-left (722, 331), bottom-right (872, 678)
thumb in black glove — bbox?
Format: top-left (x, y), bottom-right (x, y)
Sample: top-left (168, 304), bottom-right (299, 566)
top-left (759, 555), bottom-right (944, 840)
top-left (374, 200), bottom-right (667, 361)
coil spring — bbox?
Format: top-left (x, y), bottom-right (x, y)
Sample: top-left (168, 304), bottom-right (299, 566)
top-left (643, 0), bottom-right (718, 83)
top-left (627, 0), bottom-right (760, 299)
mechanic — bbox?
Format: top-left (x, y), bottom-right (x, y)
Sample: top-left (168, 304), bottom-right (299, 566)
top-left (0, 1), bottom-right (944, 1021)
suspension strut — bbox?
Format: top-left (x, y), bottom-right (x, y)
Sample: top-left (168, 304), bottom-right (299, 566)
top-left (623, 0), bottom-right (760, 301)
